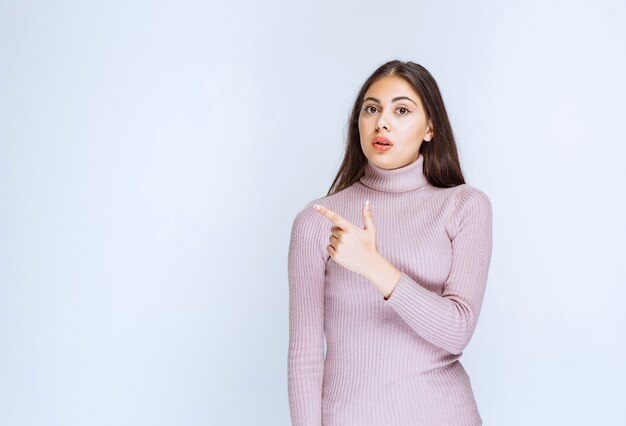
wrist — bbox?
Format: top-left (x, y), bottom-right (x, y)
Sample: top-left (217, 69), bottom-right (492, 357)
top-left (367, 253), bottom-right (402, 299)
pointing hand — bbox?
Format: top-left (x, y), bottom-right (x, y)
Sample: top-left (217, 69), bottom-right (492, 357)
top-left (313, 200), bottom-right (380, 277)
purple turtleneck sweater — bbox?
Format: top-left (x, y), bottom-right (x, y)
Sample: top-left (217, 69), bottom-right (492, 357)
top-left (287, 153), bottom-right (493, 426)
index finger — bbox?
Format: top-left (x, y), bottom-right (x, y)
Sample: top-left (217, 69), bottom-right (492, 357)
top-left (313, 204), bottom-right (355, 230)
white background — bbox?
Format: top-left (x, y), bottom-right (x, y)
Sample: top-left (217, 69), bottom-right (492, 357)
top-left (1, 0), bottom-right (625, 425)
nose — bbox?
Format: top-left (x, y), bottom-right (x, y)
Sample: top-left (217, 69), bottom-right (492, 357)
top-left (375, 113), bottom-right (390, 131)
top-left (375, 122), bottom-right (389, 131)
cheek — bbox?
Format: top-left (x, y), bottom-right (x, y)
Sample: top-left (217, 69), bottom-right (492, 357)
top-left (358, 117), bottom-right (366, 133)
top-left (357, 119), bottom-right (364, 143)
top-left (402, 120), bottom-right (425, 136)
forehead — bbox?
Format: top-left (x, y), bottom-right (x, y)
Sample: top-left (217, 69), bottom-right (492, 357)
top-left (363, 75), bottom-right (420, 101)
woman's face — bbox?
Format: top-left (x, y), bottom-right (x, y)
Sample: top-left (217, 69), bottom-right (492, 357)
top-left (358, 75), bottom-right (433, 169)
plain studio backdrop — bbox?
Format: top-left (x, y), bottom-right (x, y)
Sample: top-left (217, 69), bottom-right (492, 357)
top-left (1, 0), bottom-right (625, 425)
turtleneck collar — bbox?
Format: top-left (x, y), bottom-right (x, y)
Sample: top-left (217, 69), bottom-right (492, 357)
top-left (359, 154), bottom-right (428, 193)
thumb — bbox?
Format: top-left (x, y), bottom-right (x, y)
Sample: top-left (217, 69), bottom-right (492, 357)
top-left (362, 199), bottom-right (375, 233)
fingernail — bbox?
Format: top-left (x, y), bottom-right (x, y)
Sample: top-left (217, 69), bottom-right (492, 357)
top-left (313, 204), bottom-right (321, 211)
top-left (365, 200), bottom-right (370, 208)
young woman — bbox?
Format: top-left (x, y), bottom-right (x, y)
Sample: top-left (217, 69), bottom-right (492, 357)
top-left (287, 60), bottom-right (493, 426)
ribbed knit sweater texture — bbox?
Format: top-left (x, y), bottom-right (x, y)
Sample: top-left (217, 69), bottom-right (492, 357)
top-left (287, 153), bottom-right (493, 426)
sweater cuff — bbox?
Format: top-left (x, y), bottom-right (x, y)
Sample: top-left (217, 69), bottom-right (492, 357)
top-left (383, 271), bottom-right (431, 306)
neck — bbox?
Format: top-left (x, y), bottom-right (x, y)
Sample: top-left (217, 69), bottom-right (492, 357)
top-left (359, 154), bottom-right (428, 193)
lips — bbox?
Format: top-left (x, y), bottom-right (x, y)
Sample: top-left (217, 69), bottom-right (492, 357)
top-left (372, 136), bottom-right (393, 146)
top-left (372, 136), bottom-right (393, 152)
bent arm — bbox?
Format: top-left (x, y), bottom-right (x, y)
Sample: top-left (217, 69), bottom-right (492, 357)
top-left (384, 187), bottom-right (493, 355)
top-left (287, 206), bottom-right (327, 425)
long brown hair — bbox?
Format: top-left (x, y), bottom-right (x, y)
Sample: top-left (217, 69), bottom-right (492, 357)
top-left (327, 60), bottom-right (465, 196)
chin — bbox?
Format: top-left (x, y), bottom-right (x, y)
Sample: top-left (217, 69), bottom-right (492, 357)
top-left (370, 156), bottom-right (400, 169)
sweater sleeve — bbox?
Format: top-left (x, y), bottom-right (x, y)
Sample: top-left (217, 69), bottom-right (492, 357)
top-left (287, 205), bottom-right (327, 426)
top-left (383, 185), bottom-right (493, 355)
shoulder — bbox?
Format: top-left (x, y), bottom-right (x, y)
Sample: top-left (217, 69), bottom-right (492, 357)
top-left (437, 183), bottom-right (491, 216)
top-left (289, 190), bottom-right (346, 240)
top-left (449, 184), bottom-right (492, 235)
top-left (291, 186), bottom-right (357, 231)
top-left (453, 184), bottom-right (492, 211)
top-left (290, 197), bottom-right (326, 235)
top-left (289, 191), bottom-right (353, 262)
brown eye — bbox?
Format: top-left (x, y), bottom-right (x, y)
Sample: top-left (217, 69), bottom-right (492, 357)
top-left (398, 107), bottom-right (410, 115)
top-left (363, 105), bottom-right (377, 114)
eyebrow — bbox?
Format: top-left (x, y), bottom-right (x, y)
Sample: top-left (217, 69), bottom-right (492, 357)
top-left (362, 96), bottom-right (418, 106)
